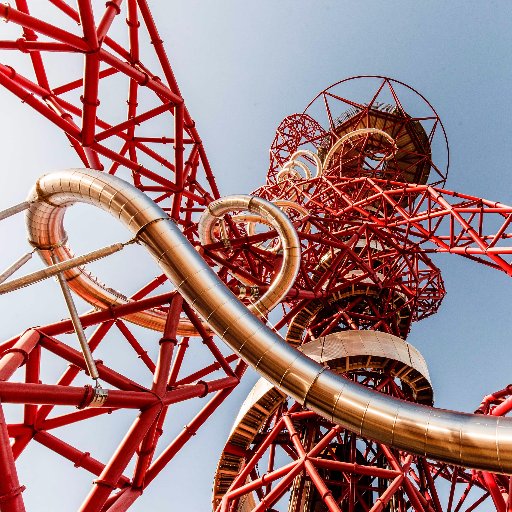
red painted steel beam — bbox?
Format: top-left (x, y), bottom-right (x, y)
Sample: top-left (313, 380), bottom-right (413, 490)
top-left (182, 302), bottom-right (236, 377)
top-left (115, 320), bottom-right (156, 373)
top-left (0, 330), bottom-right (40, 382)
top-left (0, 404), bottom-right (25, 512)
top-left (94, 102), bottom-right (174, 143)
top-left (39, 335), bottom-right (147, 392)
top-left (0, 5), bottom-right (88, 50)
top-left (34, 322), bottom-right (114, 427)
top-left (40, 408), bottom-right (116, 431)
top-left (174, 353), bottom-right (239, 386)
top-left (145, 361), bottom-right (246, 485)
top-left (103, 488), bottom-right (141, 511)
top-left (22, 344), bottom-right (40, 429)
top-left (96, 0), bottom-right (122, 42)
top-left (0, 40), bottom-right (74, 52)
top-left (130, 295), bottom-right (183, 490)
top-left (78, 404), bottom-right (162, 512)
top-left (307, 457), bottom-right (401, 479)
top-left (9, 290), bottom-right (175, 343)
top-left (0, 381), bottom-right (154, 409)
top-left (34, 431), bottom-right (130, 488)
top-left (223, 460), bottom-right (302, 502)
top-left (304, 459), bottom-right (342, 512)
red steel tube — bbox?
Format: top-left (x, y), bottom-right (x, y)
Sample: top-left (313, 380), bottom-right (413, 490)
top-left (153, 294), bottom-right (182, 396)
top-left (23, 344), bottom-right (40, 427)
top-left (13, 291), bottom-right (174, 340)
top-left (171, 103), bottom-right (185, 219)
top-left (162, 377), bottom-right (239, 406)
top-left (102, 487), bottom-right (141, 511)
top-left (0, 404), bottom-right (25, 512)
top-left (34, 431), bottom-right (130, 488)
top-left (76, 0), bottom-right (98, 48)
top-left (0, 4), bottom-right (88, 50)
top-left (79, 404), bottom-right (162, 511)
top-left (174, 353), bottom-right (239, 386)
top-left (40, 408), bottom-right (115, 431)
top-left (34, 322), bottom-right (114, 426)
top-left (95, 102), bottom-right (174, 142)
top-left (115, 320), bottom-right (156, 373)
top-left (182, 303), bottom-right (236, 377)
top-left (308, 457), bottom-right (401, 479)
top-left (0, 381), bottom-right (155, 409)
top-left (96, 0), bottom-right (122, 41)
top-left (368, 474), bottom-right (405, 512)
top-left (304, 459), bottom-right (341, 512)
top-left (224, 460), bottom-right (300, 502)
top-left (250, 462), bottom-right (305, 512)
top-left (128, 296), bottom-right (183, 490)
top-left (39, 335), bottom-right (146, 392)
top-left (146, 362), bottom-right (246, 485)
top-left (480, 472), bottom-right (506, 512)
top-left (491, 396), bottom-right (512, 416)
top-left (0, 329), bottom-right (40, 382)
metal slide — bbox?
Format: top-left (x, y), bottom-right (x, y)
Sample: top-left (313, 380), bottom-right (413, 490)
top-left (26, 168), bottom-right (512, 474)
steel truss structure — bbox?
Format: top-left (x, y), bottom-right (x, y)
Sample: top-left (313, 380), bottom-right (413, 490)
top-left (0, 2), bottom-right (510, 512)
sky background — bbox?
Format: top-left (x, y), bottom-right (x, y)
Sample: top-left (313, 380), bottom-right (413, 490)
top-left (0, 1), bottom-right (511, 510)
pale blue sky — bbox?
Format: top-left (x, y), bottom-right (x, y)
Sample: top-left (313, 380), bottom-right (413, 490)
top-left (0, 2), bottom-right (511, 510)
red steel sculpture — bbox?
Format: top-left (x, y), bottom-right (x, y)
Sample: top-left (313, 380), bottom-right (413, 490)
top-left (0, 3), bottom-right (510, 512)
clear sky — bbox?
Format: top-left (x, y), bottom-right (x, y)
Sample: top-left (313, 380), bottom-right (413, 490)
top-left (0, 1), bottom-right (511, 510)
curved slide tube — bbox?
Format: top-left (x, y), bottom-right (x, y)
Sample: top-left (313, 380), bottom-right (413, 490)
top-left (26, 169), bottom-right (512, 473)
top-left (27, 187), bottom-right (299, 336)
top-left (322, 127), bottom-right (398, 173)
top-left (197, 195), bottom-right (301, 318)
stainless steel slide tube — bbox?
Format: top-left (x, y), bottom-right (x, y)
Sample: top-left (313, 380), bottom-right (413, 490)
top-left (26, 169), bottom-right (512, 473)
top-left (197, 195), bottom-right (301, 317)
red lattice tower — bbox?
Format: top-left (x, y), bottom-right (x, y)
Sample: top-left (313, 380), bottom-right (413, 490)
top-left (207, 77), bottom-right (512, 511)
top-left (0, 3), bottom-right (511, 512)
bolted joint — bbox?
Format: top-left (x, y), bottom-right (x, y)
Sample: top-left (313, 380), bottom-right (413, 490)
top-left (197, 380), bottom-right (209, 398)
top-left (93, 479), bottom-right (117, 490)
top-left (76, 384), bottom-right (108, 409)
top-left (105, 1), bottom-right (121, 15)
top-left (80, 95), bottom-right (101, 107)
top-left (0, 347), bottom-right (29, 367)
top-left (125, 17), bottom-right (141, 28)
top-left (0, 485), bottom-right (26, 504)
top-left (159, 337), bottom-right (177, 346)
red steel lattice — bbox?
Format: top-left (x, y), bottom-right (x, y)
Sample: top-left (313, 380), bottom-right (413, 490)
top-left (0, 4), bottom-right (511, 512)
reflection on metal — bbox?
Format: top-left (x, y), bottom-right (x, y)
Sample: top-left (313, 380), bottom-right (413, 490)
top-left (322, 127), bottom-right (398, 172)
top-left (231, 199), bottom-right (310, 254)
top-left (26, 169), bottom-right (512, 474)
top-left (277, 150), bottom-right (323, 183)
top-left (212, 330), bottom-right (433, 508)
top-left (301, 330), bottom-right (433, 405)
top-left (26, 193), bottom-right (298, 337)
top-left (197, 195), bottom-right (301, 317)
top-left (89, 386), bottom-right (109, 408)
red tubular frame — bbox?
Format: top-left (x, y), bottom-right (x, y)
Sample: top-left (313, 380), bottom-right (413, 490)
top-left (0, 291), bottom-right (245, 511)
top-left (0, 0), bottom-right (219, 233)
top-left (0, 4), bottom-right (510, 512)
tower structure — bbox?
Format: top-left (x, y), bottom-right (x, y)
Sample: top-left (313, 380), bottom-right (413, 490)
top-left (0, 4), bottom-right (511, 512)
top-left (208, 78), bottom-right (510, 511)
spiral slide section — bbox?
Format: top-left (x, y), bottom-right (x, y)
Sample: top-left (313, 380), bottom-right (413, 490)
top-left (26, 168), bottom-right (512, 473)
